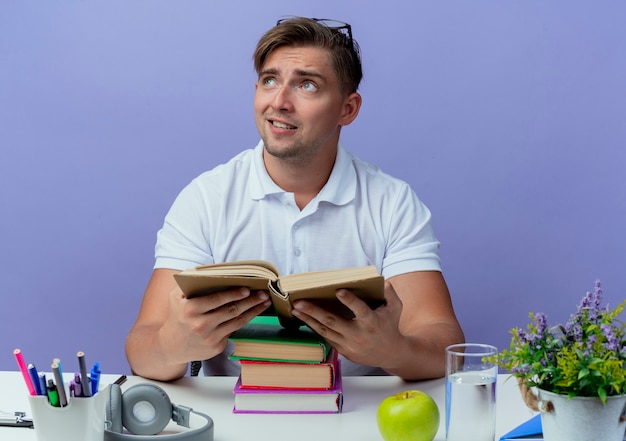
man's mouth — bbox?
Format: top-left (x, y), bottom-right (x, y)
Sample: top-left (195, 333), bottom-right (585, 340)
top-left (270, 120), bottom-right (297, 130)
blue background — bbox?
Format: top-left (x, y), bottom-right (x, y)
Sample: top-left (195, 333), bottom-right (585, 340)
top-left (1, 1), bottom-right (625, 375)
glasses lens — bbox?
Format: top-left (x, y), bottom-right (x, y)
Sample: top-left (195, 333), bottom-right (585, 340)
top-left (314, 19), bottom-right (351, 39)
top-left (276, 17), bottom-right (352, 41)
top-left (314, 19), bottom-right (348, 29)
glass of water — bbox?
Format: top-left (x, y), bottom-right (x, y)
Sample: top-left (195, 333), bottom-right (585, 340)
top-left (445, 343), bottom-right (498, 441)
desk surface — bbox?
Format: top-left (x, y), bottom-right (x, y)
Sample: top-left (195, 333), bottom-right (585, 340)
top-left (0, 371), bottom-right (535, 440)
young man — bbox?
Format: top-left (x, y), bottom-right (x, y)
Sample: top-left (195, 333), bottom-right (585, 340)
top-left (126, 17), bottom-right (464, 381)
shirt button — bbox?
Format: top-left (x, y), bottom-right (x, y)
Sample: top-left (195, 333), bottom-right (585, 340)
top-left (294, 249), bottom-right (301, 257)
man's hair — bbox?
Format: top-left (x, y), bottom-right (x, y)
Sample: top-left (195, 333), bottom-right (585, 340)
top-left (253, 17), bottom-right (363, 96)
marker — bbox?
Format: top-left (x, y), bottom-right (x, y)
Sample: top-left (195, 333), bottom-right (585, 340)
top-left (46, 379), bottom-right (60, 407)
top-left (73, 372), bottom-right (83, 397)
top-left (27, 364), bottom-right (43, 395)
top-left (51, 362), bottom-right (68, 407)
top-left (69, 380), bottom-right (76, 398)
top-left (13, 349), bottom-right (36, 396)
top-left (90, 362), bottom-right (101, 395)
top-left (77, 351), bottom-right (92, 397)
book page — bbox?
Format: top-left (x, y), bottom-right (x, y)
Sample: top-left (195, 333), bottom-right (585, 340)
top-left (271, 266), bottom-right (385, 321)
top-left (174, 260), bottom-right (280, 298)
top-left (193, 260), bottom-right (280, 278)
top-left (279, 265), bottom-right (380, 291)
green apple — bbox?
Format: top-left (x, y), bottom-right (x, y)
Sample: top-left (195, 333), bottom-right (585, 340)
top-left (376, 390), bottom-right (440, 441)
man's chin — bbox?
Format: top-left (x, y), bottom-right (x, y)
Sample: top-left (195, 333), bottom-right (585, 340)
top-left (263, 140), bottom-right (296, 158)
top-left (263, 142), bottom-right (316, 166)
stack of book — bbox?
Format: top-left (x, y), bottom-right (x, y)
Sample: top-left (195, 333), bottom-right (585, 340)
top-left (174, 260), bottom-right (383, 414)
top-left (229, 315), bottom-right (343, 414)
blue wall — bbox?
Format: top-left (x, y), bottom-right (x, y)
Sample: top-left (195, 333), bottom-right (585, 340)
top-left (1, 1), bottom-right (625, 374)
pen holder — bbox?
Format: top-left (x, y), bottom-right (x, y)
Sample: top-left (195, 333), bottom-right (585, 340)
top-left (28, 385), bottom-right (110, 441)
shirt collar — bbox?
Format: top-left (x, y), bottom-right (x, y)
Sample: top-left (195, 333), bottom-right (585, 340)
top-left (249, 140), bottom-right (356, 206)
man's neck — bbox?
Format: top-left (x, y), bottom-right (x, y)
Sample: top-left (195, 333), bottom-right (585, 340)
top-left (263, 147), bottom-right (337, 210)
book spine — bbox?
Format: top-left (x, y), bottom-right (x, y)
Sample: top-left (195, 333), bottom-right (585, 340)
top-left (232, 407), bottom-right (341, 414)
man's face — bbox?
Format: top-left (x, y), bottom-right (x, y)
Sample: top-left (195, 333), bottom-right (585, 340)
top-left (254, 45), bottom-right (353, 164)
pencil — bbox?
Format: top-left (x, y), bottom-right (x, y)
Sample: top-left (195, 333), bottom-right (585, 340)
top-left (52, 362), bottom-right (68, 406)
top-left (13, 349), bottom-right (36, 396)
top-left (77, 351), bottom-right (92, 397)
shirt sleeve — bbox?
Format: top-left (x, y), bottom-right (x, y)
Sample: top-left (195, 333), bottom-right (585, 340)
top-left (380, 183), bottom-right (442, 279)
top-left (154, 178), bottom-right (214, 270)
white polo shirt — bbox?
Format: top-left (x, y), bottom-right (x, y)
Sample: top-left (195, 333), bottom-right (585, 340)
top-left (156, 140), bottom-right (440, 276)
top-left (154, 140), bottom-right (442, 375)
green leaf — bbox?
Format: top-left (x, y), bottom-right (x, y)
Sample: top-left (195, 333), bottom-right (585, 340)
top-left (598, 387), bottom-right (607, 404)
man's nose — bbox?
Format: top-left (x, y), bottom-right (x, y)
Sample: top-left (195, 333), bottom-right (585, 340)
top-left (271, 85), bottom-right (294, 112)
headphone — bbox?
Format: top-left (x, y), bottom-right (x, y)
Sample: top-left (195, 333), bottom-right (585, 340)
top-left (104, 383), bottom-right (214, 441)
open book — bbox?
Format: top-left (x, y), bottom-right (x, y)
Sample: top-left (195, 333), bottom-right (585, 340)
top-left (173, 260), bottom-right (385, 327)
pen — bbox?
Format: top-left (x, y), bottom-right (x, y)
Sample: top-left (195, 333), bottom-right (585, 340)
top-left (77, 351), bottom-right (92, 397)
top-left (13, 349), bottom-right (36, 396)
top-left (27, 364), bottom-right (42, 395)
top-left (0, 411), bottom-right (34, 429)
top-left (90, 362), bottom-right (101, 395)
top-left (46, 379), bottom-right (60, 407)
top-left (38, 373), bottom-right (47, 397)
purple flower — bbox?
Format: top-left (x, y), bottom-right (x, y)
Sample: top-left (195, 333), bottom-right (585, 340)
top-left (594, 279), bottom-right (603, 297)
top-left (577, 280), bottom-right (603, 314)
top-left (535, 313), bottom-right (548, 335)
top-left (564, 321), bottom-right (573, 334)
top-left (511, 365), bottom-right (531, 376)
top-left (601, 323), bottom-right (620, 352)
top-left (586, 334), bottom-right (597, 349)
top-left (515, 328), bottom-right (528, 344)
top-left (571, 324), bottom-right (583, 342)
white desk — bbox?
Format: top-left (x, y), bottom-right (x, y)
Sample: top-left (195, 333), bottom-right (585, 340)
top-left (0, 371), bottom-right (535, 440)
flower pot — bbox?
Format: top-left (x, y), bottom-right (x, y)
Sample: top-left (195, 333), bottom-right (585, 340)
top-left (537, 388), bottom-right (626, 441)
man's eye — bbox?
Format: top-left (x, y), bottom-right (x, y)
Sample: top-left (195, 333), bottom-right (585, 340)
top-left (302, 81), bottom-right (318, 91)
top-left (263, 78), bottom-right (277, 87)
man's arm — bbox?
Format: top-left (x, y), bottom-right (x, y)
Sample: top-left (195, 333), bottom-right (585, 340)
top-left (292, 270), bottom-right (464, 381)
top-left (125, 268), bottom-right (271, 381)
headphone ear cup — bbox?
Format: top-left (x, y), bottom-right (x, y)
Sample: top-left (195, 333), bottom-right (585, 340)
top-left (121, 384), bottom-right (173, 436)
top-left (106, 384), bottom-right (124, 433)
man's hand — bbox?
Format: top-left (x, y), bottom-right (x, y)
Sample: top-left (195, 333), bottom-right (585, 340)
top-left (291, 271), bottom-right (465, 380)
top-left (159, 286), bottom-right (272, 365)
top-left (291, 280), bottom-right (405, 369)
top-left (126, 268), bottom-right (271, 381)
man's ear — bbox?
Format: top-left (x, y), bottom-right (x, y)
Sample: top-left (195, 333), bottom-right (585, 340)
top-left (339, 92), bottom-right (362, 127)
